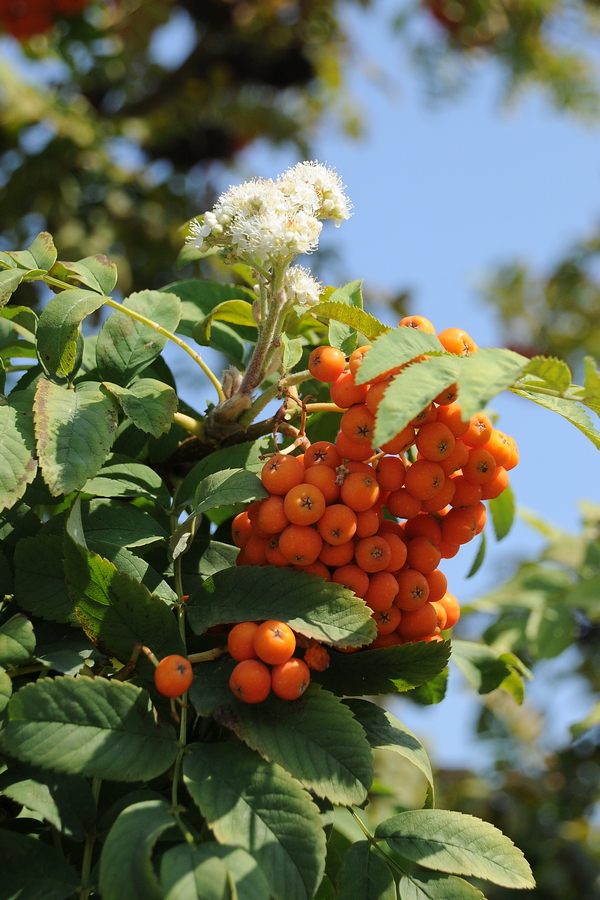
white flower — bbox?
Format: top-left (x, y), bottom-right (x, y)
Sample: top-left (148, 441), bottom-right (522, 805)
top-left (285, 265), bottom-right (323, 307)
top-left (279, 161), bottom-right (352, 226)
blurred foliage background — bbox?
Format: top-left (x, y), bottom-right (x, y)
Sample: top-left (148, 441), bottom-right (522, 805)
top-left (3, 0), bottom-right (600, 896)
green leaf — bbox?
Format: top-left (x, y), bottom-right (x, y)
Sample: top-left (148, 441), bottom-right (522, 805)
top-left (104, 378), bottom-right (177, 437)
top-left (3, 676), bottom-right (178, 780)
top-left (14, 534), bottom-right (76, 624)
top-left (336, 841), bottom-right (396, 900)
top-left (0, 613), bottom-right (35, 669)
top-left (187, 566), bottom-right (376, 648)
top-left (0, 829), bottom-right (80, 900)
top-left (376, 810), bottom-right (535, 888)
top-left (282, 334), bottom-right (303, 371)
top-left (521, 356), bottom-right (572, 393)
top-left (193, 468), bottom-right (268, 516)
top-left (327, 281), bottom-right (364, 355)
top-left (0, 304), bottom-right (37, 340)
top-left (511, 388), bottom-right (600, 449)
top-left (82, 454), bottom-right (171, 507)
top-left (0, 764), bottom-right (95, 840)
top-left (374, 358), bottom-right (461, 446)
top-left (343, 699), bottom-right (435, 807)
top-left (193, 298), bottom-right (256, 346)
top-left (64, 539), bottom-right (184, 664)
top-left (36, 289), bottom-right (106, 377)
top-left (87, 540), bottom-right (177, 606)
top-left (49, 254), bottom-right (117, 295)
top-left (208, 683), bottom-right (373, 806)
top-left (457, 348), bottom-right (529, 421)
top-left (466, 531), bottom-right (486, 578)
top-left (451, 640), bottom-right (515, 694)
top-left (175, 438), bottom-right (272, 509)
top-left (313, 640), bottom-right (451, 695)
top-left (0, 666), bottom-right (11, 712)
top-left (354, 328), bottom-right (445, 385)
top-left (183, 740), bottom-right (326, 900)
top-left (163, 279), bottom-right (251, 363)
top-left (96, 290), bottom-right (182, 385)
top-left (398, 871), bottom-right (486, 900)
top-left (0, 268), bottom-right (24, 308)
top-left (195, 539), bottom-right (239, 577)
top-left (99, 800), bottom-right (175, 900)
top-left (311, 299), bottom-right (391, 341)
top-left (582, 356), bottom-right (600, 410)
top-left (33, 379), bottom-right (119, 495)
top-left (27, 232), bottom-right (58, 272)
top-left (0, 392), bottom-right (38, 513)
top-left (160, 844), bottom-right (232, 900)
top-left (489, 483), bottom-right (515, 541)
top-left (80, 498), bottom-right (169, 548)
top-left (406, 669), bottom-right (449, 706)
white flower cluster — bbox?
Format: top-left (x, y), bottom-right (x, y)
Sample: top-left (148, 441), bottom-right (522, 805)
top-left (188, 162), bottom-right (351, 265)
top-left (285, 265), bottom-right (323, 307)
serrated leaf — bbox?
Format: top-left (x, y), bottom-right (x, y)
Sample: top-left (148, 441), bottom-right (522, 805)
top-left (342, 699), bottom-right (435, 806)
top-left (0, 764), bottom-right (95, 840)
top-left (0, 392), bottom-right (38, 513)
top-left (0, 268), bottom-right (24, 308)
top-left (0, 613), bottom-right (35, 669)
top-left (82, 454), bottom-right (171, 507)
top-left (183, 740), bottom-right (326, 900)
top-left (64, 538), bottom-right (184, 665)
top-left (457, 348), bottom-right (529, 420)
top-left (336, 841), bottom-right (396, 900)
top-left (187, 566), bottom-right (376, 648)
top-left (36, 289), bottom-right (105, 377)
top-left (376, 809), bottom-right (534, 888)
top-left (521, 356), bottom-right (572, 393)
top-left (3, 676), bottom-right (178, 780)
top-left (49, 254), bottom-right (117, 295)
top-left (282, 334), bottom-right (303, 371)
top-left (96, 290), bottom-right (182, 385)
top-left (451, 639), bottom-right (515, 694)
top-left (374, 358), bottom-right (461, 446)
top-left (193, 468), bottom-right (268, 516)
top-left (313, 640), bottom-right (451, 695)
top-left (489, 483), bottom-right (515, 541)
top-left (80, 497), bottom-right (168, 547)
top-left (0, 666), bottom-right (11, 712)
top-left (14, 534), bottom-right (76, 624)
top-left (104, 378), bottom-right (177, 437)
top-left (398, 871), bottom-right (486, 900)
top-left (175, 438), bottom-right (272, 509)
top-left (354, 328), bottom-right (445, 386)
top-left (466, 531), bottom-right (486, 578)
top-left (0, 829), bottom-right (80, 900)
top-left (87, 540), bottom-right (177, 606)
top-left (193, 298), bottom-right (256, 346)
top-left (160, 844), bottom-right (232, 900)
top-left (311, 300), bottom-right (390, 341)
top-left (33, 379), bottom-right (119, 495)
top-left (99, 800), bottom-right (175, 900)
top-left (206, 683), bottom-right (373, 805)
top-left (512, 388), bottom-right (600, 449)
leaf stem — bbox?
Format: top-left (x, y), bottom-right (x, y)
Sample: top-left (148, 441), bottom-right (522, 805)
top-left (348, 809), bottom-right (408, 879)
top-left (238, 369), bottom-right (312, 426)
top-left (172, 411), bottom-right (210, 443)
top-left (512, 382), bottom-right (582, 402)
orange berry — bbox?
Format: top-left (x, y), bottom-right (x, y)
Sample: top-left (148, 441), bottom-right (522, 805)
top-left (394, 568), bottom-right (430, 610)
top-left (303, 641), bottom-right (330, 671)
top-left (331, 564), bottom-right (369, 598)
top-left (258, 495), bottom-right (290, 534)
top-left (341, 460), bottom-right (373, 475)
top-left (365, 381), bottom-right (389, 415)
top-left (303, 464), bottom-right (340, 504)
top-left (349, 345), bottom-right (372, 378)
top-left (304, 441), bottom-right (342, 470)
top-left (406, 536), bottom-right (441, 575)
top-left (265, 535), bottom-right (291, 567)
top-left (503, 436), bottom-right (519, 471)
top-left (228, 622), bottom-right (260, 662)
top-left (420, 475), bottom-right (456, 511)
top-left (435, 402), bottom-right (469, 437)
top-left (294, 559), bottom-right (331, 580)
top-left (415, 422), bottom-right (455, 461)
top-left (355, 507), bottom-right (382, 538)
top-left (437, 592), bottom-right (460, 629)
top-left (330, 371), bottom-right (369, 408)
top-left (364, 571), bottom-right (399, 611)
top-left (341, 404), bottom-right (375, 446)
top-left (462, 447), bottom-right (496, 485)
top-left (340, 471), bottom-right (380, 512)
top-left (335, 430), bottom-right (374, 461)
top-left (474, 501), bottom-right (487, 534)
top-left (279, 524), bottom-right (323, 565)
top-left (232, 511), bottom-right (253, 548)
top-left (355, 535), bottom-right (392, 573)
top-left (261, 454), bottom-right (305, 495)
top-left (253, 620), bottom-right (296, 665)
top-left (378, 519), bottom-right (406, 538)
top-left (317, 504), bottom-right (357, 544)
top-left (373, 604), bottom-right (401, 635)
top-left (376, 456), bottom-right (406, 492)
top-left (438, 439), bottom-right (469, 476)
top-left (319, 539), bottom-right (355, 567)
top-left (396, 602), bottom-right (439, 640)
top-left (434, 383), bottom-right (459, 405)
top-left (380, 424), bottom-right (416, 455)
top-left (450, 475), bottom-right (482, 508)
top-left (410, 404), bottom-right (438, 428)
top-left (425, 569), bottom-right (448, 604)
top-left (380, 531), bottom-right (408, 572)
top-left (386, 488), bottom-right (422, 519)
top-left (229, 659), bottom-right (271, 703)
top-left (154, 655), bottom-right (193, 697)
top-left (271, 658), bottom-right (311, 700)
top-left (404, 514), bottom-right (442, 545)
top-left (284, 483), bottom-right (326, 525)
top-left (308, 345), bottom-right (346, 382)
top-left (430, 601), bottom-right (448, 630)
top-left (441, 507), bottom-right (479, 545)
top-left (370, 631), bottom-right (402, 648)
top-left (399, 315), bottom-right (435, 333)
top-left (437, 536), bottom-right (460, 559)
top-left (480, 466), bottom-right (509, 500)
top-left (438, 327), bottom-right (477, 356)
top-left (404, 459), bottom-right (445, 501)
top-left (481, 430), bottom-right (513, 468)
top-left (245, 535), bottom-right (268, 566)
top-left (463, 413), bottom-right (493, 448)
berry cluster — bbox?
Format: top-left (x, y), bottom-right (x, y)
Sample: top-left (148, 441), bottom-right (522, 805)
top-left (227, 620), bottom-right (313, 704)
top-left (0, 0), bottom-right (87, 40)
top-left (232, 316), bottom-right (519, 658)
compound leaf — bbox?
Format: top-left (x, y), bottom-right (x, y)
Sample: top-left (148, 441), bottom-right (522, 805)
top-left (399, 872), bottom-right (486, 900)
top-left (354, 328), bottom-right (445, 385)
top-left (36, 289), bottom-right (105, 378)
top-left (0, 829), bottom-right (79, 900)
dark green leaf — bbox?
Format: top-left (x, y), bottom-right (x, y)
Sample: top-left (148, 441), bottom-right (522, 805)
top-left (161, 846), bottom-right (232, 900)
top-left (0, 268), bottom-right (24, 308)
top-left (0, 764), bottom-right (95, 840)
top-left (81, 498), bottom-right (169, 548)
top-left (188, 566), bottom-right (376, 648)
top-left (82, 454), bottom-right (171, 507)
top-left (33, 379), bottom-right (119, 495)
top-left (163, 844), bottom-right (270, 900)
top-left (0, 392), bottom-right (38, 513)
top-left (96, 290), bottom-right (182, 385)
top-left (376, 810), bottom-right (534, 888)
top-left (451, 640), bottom-right (514, 694)
top-left (175, 438), bottom-right (272, 509)
top-left (0, 829), bottom-right (79, 900)
top-left (164, 279), bottom-right (256, 337)
top-left (36, 289), bottom-right (105, 377)
top-left (183, 740), bottom-right (326, 900)
top-left (89, 540), bottom-right (177, 605)
top-left (398, 871), bottom-right (486, 900)
top-left (14, 534), bottom-right (77, 624)
top-left (27, 232), bottom-right (58, 272)
top-left (336, 841), bottom-right (396, 900)
top-left (0, 614), bottom-right (35, 669)
top-left (104, 379), bottom-right (177, 438)
top-left (313, 640), bottom-right (451, 695)
top-left (99, 800), bottom-right (175, 900)
top-left (0, 666), bottom-right (11, 713)
top-left (3, 676), bottom-right (178, 780)
top-left (466, 532), bottom-right (486, 578)
top-left (193, 468), bottom-right (268, 516)
top-left (49, 254), bottom-right (117, 295)
top-left (406, 669), bottom-right (448, 705)
top-left (489, 483), bottom-right (515, 541)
